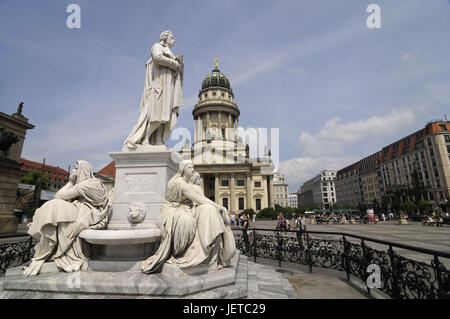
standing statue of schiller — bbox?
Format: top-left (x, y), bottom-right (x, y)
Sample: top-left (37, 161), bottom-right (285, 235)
top-left (125, 30), bottom-right (184, 148)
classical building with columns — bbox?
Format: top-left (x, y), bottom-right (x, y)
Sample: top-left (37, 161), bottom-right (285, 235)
top-left (179, 62), bottom-right (275, 215)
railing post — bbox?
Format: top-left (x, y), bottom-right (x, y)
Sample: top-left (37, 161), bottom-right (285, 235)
top-left (275, 229), bottom-right (282, 267)
top-left (361, 239), bottom-right (371, 295)
top-left (253, 229), bottom-right (257, 263)
top-left (343, 234), bottom-right (350, 280)
top-left (433, 255), bottom-right (446, 299)
top-left (306, 233), bottom-right (312, 273)
top-left (388, 245), bottom-right (401, 299)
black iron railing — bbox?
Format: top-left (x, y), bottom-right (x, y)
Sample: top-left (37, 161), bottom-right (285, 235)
top-left (233, 228), bottom-right (450, 299)
top-left (1, 229), bottom-right (449, 299)
top-left (0, 235), bottom-right (36, 274)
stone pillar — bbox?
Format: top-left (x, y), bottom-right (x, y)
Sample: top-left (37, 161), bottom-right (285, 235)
top-left (228, 114), bottom-right (232, 140)
top-left (214, 173), bottom-right (220, 205)
top-left (193, 116), bottom-right (197, 143)
top-left (230, 173), bottom-right (235, 214)
top-left (207, 112), bottom-right (211, 129)
top-left (268, 175), bottom-right (275, 208)
top-left (0, 110), bottom-right (34, 234)
top-left (200, 173), bottom-right (205, 192)
top-left (246, 172), bottom-right (252, 210)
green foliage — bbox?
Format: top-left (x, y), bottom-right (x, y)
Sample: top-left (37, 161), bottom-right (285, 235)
top-left (257, 207), bottom-right (277, 220)
top-left (242, 208), bottom-right (256, 216)
top-left (417, 200), bottom-right (432, 212)
top-left (403, 200), bottom-right (416, 210)
top-left (19, 168), bottom-right (51, 190)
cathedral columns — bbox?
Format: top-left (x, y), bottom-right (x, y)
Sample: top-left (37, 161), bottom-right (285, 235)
top-left (207, 112), bottom-right (211, 129)
top-left (230, 173), bottom-right (235, 213)
top-left (246, 172), bottom-right (252, 210)
top-left (214, 173), bottom-right (220, 204)
top-left (228, 114), bottom-right (232, 140)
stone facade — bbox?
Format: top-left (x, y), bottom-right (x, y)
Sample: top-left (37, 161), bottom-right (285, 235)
top-left (335, 152), bottom-right (381, 208)
top-left (298, 170), bottom-right (336, 209)
top-left (289, 193), bottom-right (298, 208)
top-left (378, 121), bottom-right (450, 208)
top-left (273, 173), bottom-right (289, 207)
top-left (0, 108), bottom-right (34, 233)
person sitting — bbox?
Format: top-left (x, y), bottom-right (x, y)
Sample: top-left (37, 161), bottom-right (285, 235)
top-left (425, 215), bottom-right (434, 226)
top-left (374, 215), bottom-right (380, 224)
top-left (23, 160), bottom-right (111, 276)
top-left (141, 160), bottom-right (235, 273)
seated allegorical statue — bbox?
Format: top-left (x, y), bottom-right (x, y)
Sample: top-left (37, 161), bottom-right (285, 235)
top-left (22, 160), bottom-right (111, 276)
top-left (141, 160), bottom-right (236, 273)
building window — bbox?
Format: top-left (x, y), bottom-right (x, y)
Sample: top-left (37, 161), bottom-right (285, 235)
top-left (237, 179), bottom-right (245, 187)
top-left (222, 198), bottom-right (228, 210)
top-left (445, 135), bottom-right (450, 143)
top-left (254, 181), bottom-right (261, 187)
top-left (429, 148), bottom-right (434, 156)
top-left (255, 198), bottom-right (261, 210)
top-left (238, 197), bottom-right (245, 210)
top-left (221, 180), bottom-right (229, 187)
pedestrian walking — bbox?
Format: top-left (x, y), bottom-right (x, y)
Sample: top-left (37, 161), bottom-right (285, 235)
top-left (230, 213), bottom-right (235, 226)
top-left (276, 212), bottom-right (287, 230)
top-left (241, 213), bottom-right (250, 253)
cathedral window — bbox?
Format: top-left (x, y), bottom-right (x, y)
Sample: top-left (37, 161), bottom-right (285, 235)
top-left (238, 197), bottom-right (245, 210)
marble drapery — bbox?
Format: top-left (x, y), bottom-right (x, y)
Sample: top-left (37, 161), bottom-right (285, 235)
top-left (125, 31), bottom-right (183, 148)
top-left (23, 160), bottom-right (111, 276)
top-left (141, 162), bottom-right (236, 273)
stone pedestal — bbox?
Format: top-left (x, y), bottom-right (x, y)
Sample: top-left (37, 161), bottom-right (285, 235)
top-left (79, 146), bottom-right (180, 261)
top-left (108, 146), bottom-right (180, 230)
top-left (0, 159), bottom-right (24, 234)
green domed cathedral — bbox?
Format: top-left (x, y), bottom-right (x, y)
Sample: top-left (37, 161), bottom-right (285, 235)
top-left (179, 59), bottom-right (275, 216)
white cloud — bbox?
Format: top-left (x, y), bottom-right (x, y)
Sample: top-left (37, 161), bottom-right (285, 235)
top-left (401, 49), bottom-right (418, 63)
top-left (298, 109), bottom-right (416, 156)
top-left (280, 156), bottom-right (358, 192)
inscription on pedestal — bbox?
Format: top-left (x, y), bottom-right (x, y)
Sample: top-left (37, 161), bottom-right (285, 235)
top-left (125, 173), bottom-right (156, 194)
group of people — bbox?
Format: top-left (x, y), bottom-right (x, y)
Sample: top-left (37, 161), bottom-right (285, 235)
top-left (276, 213), bottom-right (306, 232)
top-left (423, 214), bottom-right (448, 227)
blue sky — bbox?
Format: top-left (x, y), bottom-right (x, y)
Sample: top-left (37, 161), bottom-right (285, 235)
top-left (1, 0), bottom-right (449, 192)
